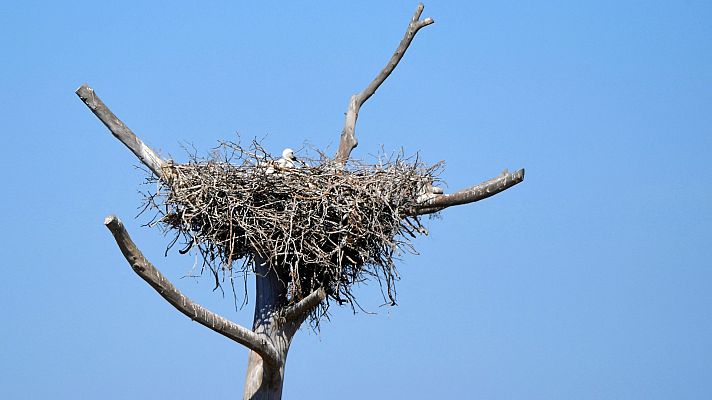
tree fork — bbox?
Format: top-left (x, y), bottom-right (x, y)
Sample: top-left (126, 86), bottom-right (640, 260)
top-left (78, 3), bottom-right (525, 399)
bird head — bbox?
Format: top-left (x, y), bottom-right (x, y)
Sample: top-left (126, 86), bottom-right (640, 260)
top-left (282, 148), bottom-right (297, 161)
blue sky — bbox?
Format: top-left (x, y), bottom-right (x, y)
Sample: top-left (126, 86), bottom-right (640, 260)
top-left (1, 1), bottom-right (711, 398)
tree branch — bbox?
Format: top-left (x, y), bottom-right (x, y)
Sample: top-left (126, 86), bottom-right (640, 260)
top-left (334, 3), bottom-right (434, 164)
top-left (76, 84), bottom-right (167, 180)
top-left (103, 215), bottom-right (281, 368)
top-left (283, 288), bottom-right (327, 322)
top-left (411, 168), bottom-right (525, 215)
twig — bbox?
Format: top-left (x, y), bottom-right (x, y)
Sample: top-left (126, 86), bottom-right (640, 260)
top-left (412, 169), bottom-right (525, 215)
top-left (103, 214), bottom-right (281, 368)
top-left (334, 3), bottom-right (434, 165)
top-left (76, 84), bottom-right (167, 179)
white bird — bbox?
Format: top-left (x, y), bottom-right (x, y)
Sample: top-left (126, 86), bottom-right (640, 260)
top-left (260, 148), bottom-right (299, 175)
top-left (276, 148), bottom-right (298, 169)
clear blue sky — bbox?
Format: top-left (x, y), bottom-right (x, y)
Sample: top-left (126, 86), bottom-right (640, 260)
top-left (1, 1), bottom-right (710, 399)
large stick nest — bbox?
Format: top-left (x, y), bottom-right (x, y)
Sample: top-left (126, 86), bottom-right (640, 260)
top-left (143, 140), bottom-right (442, 319)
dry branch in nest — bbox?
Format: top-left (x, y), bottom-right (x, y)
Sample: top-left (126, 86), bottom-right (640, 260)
top-left (144, 140), bottom-right (442, 320)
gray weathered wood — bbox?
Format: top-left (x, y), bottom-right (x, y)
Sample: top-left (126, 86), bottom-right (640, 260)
top-left (103, 215), bottom-right (281, 368)
top-left (413, 168), bottom-right (525, 215)
top-left (284, 288), bottom-right (327, 322)
top-left (242, 257), bottom-right (307, 400)
top-left (334, 3), bottom-right (434, 165)
top-left (76, 84), bottom-right (167, 179)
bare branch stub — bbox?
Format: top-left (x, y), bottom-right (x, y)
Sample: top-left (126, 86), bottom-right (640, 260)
top-left (103, 214), bottom-right (281, 368)
top-left (334, 3), bottom-right (434, 165)
top-left (76, 84), bottom-right (167, 180)
top-left (283, 288), bottom-right (327, 323)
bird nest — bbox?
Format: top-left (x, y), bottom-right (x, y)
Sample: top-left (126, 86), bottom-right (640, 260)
top-left (142, 140), bottom-right (442, 318)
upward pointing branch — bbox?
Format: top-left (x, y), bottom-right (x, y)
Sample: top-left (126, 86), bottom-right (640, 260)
top-left (76, 84), bottom-right (167, 180)
top-left (334, 3), bottom-right (434, 165)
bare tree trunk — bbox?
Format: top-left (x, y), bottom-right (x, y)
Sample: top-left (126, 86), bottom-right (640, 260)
top-left (242, 257), bottom-right (302, 400)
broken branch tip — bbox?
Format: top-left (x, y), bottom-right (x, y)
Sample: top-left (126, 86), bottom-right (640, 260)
top-left (104, 214), bottom-right (120, 227)
top-left (75, 83), bottom-right (91, 95)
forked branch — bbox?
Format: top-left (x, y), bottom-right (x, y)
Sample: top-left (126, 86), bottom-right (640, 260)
top-left (412, 168), bottom-right (525, 215)
top-left (334, 3), bottom-right (434, 164)
top-left (76, 84), bottom-right (167, 180)
top-left (103, 215), bottom-right (281, 368)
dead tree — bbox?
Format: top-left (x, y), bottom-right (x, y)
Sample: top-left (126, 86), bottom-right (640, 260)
top-left (77, 4), bottom-right (524, 399)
